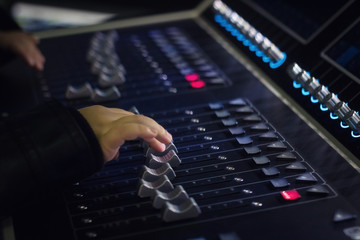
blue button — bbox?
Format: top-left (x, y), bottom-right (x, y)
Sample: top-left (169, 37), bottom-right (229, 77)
top-left (218, 232), bottom-right (241, 240)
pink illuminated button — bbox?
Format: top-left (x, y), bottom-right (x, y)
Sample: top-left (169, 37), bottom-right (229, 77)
top-left (280, 189), bottom-right (301, 201)
top-left (185, 74), bottom-right (199, 82)
top-left (190, 80), bottom-right (205, 89)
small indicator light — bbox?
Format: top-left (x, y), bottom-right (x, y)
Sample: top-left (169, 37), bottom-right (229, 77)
top-left (280, 189), bottom-right (301, 201)
top-left (351, 131), bottom-right (360, 138)
top-left (310, 96), bottom-right (319, 103)
top-left (340, 121), bottom-right (349, 129)
top-left (301, 88), bottom-right (310, 96)
top-left (320, 104), bottom-right (328, 112)
top-left (330, 112), bottom-right (338, 120)
top-left (269, 52), bottom-right (287, 69)
top-left (293, 81), bottom-right (302, 89)
top-left (190, 80), bottom-right (206, 89)
top-left (185, 74), bottom-right (199, 82)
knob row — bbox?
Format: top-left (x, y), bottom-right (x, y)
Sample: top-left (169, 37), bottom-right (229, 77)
top-left (213, 0), bottom-right (286, 68)
top-left (87, 31), bottom-right (127, 88)
top-left (287, 63), bottom-right (360, 134)
top-left (137, 142), bottom-right (201, 222)
top-left (65, 82), bottom-right (120, 102)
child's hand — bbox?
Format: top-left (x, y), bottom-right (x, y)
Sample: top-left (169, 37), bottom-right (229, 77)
top-left (79, 105), bottom-right (173, 162)
top-left (0, 31), bottom-right (45, 71)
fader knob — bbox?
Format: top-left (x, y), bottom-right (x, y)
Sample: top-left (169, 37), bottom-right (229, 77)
top-left (140, 162), bottom-right (176, 182)
top-left (138, 175), bottom-right (174, 198)
top-left (267, 44), bottom-right (284, 62)
top-left (297, 71), bottom-right (312, 86)
top-left (315, 86), bottom-right (332, 103)
top-left (65, 82), bottom-right (93, 99)
top-left (91, 86), bottom-right (121, 102)
top-left (307, 77), bottom-right (321, 95)
top-left (146, 150), bottom-right (181, 168)
top-left (335, 103), bottom-right (353, 120)
top-left (346, 112), bottom-right (360, 131)
top-left (153, 185), bottom-right (189, 209)
top-left (287, 63), bottom-right (302, 79)
top-left (162, 197), bottom-right (201, 222)
top-left (325, 93), bottom-right (342, 112)
top-left (98, 71), bottom-right (125, 87)
top-left (144, 142), bottom-right (178, 158)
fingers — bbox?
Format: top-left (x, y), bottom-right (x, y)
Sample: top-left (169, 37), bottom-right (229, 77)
top-left (79, 105), bottom-right (173, 163)
top-left (29, 34), bottom-right (40, 44)
top-left (21, 34), bottom-right (45, 71)
top-left (101, 115), bottom-right (172, 162)
top-left (22, 49), bottom-right (45, 71)
top-left (113, 114), bottom-right (172, 143)
top-left (0, 31), bottom-right (46, 71)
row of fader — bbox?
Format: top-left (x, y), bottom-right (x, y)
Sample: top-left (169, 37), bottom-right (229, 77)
top-left (287, 63), bottom-right (360, 134)
top-left (65, 31), bottom-right (125, 102)
top-left (213, 0), bottom-right (286, 69)
top-left (137, 142), bottom-right (201, 222)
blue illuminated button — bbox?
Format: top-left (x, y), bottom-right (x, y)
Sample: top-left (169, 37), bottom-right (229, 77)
top-left (243, 114), bottom-right (262, 122)
top-left (198, 65), bottom-right (213, 71)
top-left (209, 102), bottom-right (224, 110)
top-left (343, 226), bottom-right (360, 239)
top-left (306, 185), bottom-right (330, 196)
top-left (296, 172), bottom-right (318, 183)
top-left (235, 106), bottom-right (254, 114)
top-left (202, 71), bottom-right (218, 78)
top-left (285, 162), bottom-right (307, 172)
top-left (253, 156), bottom-right (270, 165)
top-left (258, 132), bottom-right (278, 141)
top-left (236, 136), bottom-right (253, 145)
top-left (281, 189), bottom-right (301, 201)
top-left (215, 110), bottom-right (231, 118)
top-left (333, 209), bottom-right (357, 223)
top-left (228, 127), bottom-right (245, 135)
top-left (244, 146), bottom-right (261, 155)
top-left (266, 141), bottom-right (287, 151)
top-left (250, 123), bottom-right (269, 132)
top-left (271, 178), bottom-right (289, 188)
top-left (262, 166), bottom-right (280, 176)
top-left (276, 152), bottom-right (297, 161)
top-left (228, 98), bottom-right (246, 106)
top-left (222, 118), bottom-right (238, 127)
top-left (218, 232), bottom-right (241, 240)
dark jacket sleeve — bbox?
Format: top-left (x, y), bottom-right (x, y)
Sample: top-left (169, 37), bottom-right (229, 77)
top-left (0, 8), bottom-right (21, 31)
top-left (0, 8), bottom-right (22, 68)
top-left (0, 100), bottom-right (104, 216)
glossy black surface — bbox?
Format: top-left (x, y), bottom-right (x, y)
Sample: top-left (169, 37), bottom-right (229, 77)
top-left (3, 2), bottom-right (360, 240)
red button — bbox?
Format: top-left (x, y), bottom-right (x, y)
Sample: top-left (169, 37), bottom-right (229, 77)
top-left (190, 80), bottom-right (205, 89)
top-left (280, 189), bottom-right (301, 201)
top-left (185, 74), bottom-right (199, 82)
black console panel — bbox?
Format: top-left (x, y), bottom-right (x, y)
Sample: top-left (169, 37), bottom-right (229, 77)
top-left (5, 1), bottom-right (360, 240)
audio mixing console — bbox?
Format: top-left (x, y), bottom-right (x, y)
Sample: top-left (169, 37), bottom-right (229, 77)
top-left (3, 0), bottom-right (360, 239)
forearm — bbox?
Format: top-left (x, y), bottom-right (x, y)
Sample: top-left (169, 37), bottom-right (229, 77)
top-left (0, 100), bottom-right (103, 216)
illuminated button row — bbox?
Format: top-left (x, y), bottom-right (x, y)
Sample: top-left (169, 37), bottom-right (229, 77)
top-left (287, 63), bottom-right (360, 138)
top-left (213, 0), bottom-right (286, 69)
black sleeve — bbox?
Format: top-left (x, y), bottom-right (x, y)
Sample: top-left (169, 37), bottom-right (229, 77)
top-left (0, 100), bottom-right (104, 216)
top-left (0, 8), bottom-right (20, 31)
top-left (0, 8), bottom-right (22, 68)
